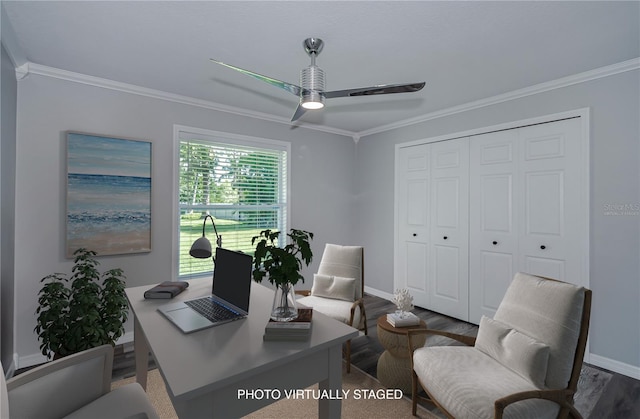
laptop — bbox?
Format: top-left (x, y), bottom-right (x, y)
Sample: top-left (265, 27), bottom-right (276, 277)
top-left (158, 247), bottom-right (253, 333)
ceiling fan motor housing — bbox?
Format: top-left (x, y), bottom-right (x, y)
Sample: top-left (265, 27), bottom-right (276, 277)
top-left (300, 65), bottom-right (325, 108)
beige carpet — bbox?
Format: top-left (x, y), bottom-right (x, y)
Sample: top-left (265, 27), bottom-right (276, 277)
top-left (112, 364), bottom-right (436, 419)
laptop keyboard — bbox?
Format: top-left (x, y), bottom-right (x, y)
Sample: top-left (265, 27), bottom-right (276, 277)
top-left (185, 297), bottom-right (241, 322)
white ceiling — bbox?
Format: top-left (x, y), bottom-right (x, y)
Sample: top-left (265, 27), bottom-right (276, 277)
top-left (2, 1), bottom-right (639, 135)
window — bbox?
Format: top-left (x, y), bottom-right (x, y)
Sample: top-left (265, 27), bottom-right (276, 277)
top-left (176, 127), bottom-right (289, 278)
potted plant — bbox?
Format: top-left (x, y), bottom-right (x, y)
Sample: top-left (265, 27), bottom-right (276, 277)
top-left (35, 248), bottom-right (129, 359)
top-left (251, 229), bottom-right (313, 321)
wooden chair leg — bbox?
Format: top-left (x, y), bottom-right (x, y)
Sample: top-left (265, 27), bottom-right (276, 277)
top-left (361, 305), bottom-right (368, 336)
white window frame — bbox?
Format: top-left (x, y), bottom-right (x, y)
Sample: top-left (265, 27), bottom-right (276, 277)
top-left (172, 125), bottom-right (291, 279)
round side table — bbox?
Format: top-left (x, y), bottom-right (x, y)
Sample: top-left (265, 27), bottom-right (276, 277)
top-left (376, 315), bottom-right (427, 394)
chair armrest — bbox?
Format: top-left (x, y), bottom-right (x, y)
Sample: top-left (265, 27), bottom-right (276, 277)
top-left (348, 298), bottom-right (367, 332)
top-left (7, 345), bottom-right (114, 419)
top-left (407, 328), bottom-right (476, 353)
top-left (494, 388), bottom-right (580, 419)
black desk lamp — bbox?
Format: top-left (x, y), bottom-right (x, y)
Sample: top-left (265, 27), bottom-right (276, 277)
top-left (189, 215), bottom-right (222, 259)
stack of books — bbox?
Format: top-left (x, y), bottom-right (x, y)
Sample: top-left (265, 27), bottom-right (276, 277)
top-left (263, 308), bottom-right (313, 341)
top-left (387, 311), bottom-right (421, 327)
top-left (144, 281), bottom-right (189, 299)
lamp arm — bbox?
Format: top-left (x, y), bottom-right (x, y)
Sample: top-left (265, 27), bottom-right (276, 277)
top-left (203, 215), bottom-right (222, 247)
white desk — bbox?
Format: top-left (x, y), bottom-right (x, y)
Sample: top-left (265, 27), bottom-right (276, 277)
top-left (125, 278), bottom-right (358, 418)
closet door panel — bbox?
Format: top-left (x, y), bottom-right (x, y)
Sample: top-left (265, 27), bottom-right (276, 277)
top-left (518, 119), bottom-right (582, 284)
top-left (433, 245), bottom-right (462, 300)
top-left (405, 242), bottom-right (429, 293)
top-left (429, 138), bottom-right (469, 320)
top-left (396, 145), bottom-right (430, 307)
top-left (478, 251), bottom-right (514, 312)
top-left (469, 130), bottom-right (518, 323)
top-left (522, 256), bottom-right (565, 280)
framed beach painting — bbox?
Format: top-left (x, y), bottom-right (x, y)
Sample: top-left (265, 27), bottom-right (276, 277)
top-left (66, 132), bottom-right (152, 257)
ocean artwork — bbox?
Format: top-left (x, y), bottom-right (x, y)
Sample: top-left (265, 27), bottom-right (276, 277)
top-left (66, 132), bottom-right (152, 257)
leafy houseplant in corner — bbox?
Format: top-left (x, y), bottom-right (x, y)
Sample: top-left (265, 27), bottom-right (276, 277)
top-left (35, 248), bottom-right (129, 359)
top-left (251, 229), bottom-right (313, 321)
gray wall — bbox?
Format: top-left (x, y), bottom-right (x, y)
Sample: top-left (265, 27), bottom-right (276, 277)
top-left (12, 73), bottom-right (356, 364)
top-left (355, 69), bottom-right (640, 372)
top-left (4, 59), bottom-right (639, 377)
top-left (1, 43), bottom-right (17, 372)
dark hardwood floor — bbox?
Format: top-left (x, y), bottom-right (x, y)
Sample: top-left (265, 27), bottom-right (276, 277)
top-left (109, 293), bottom-right (639, 418)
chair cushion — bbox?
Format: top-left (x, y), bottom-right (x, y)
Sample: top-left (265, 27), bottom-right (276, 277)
top-left (63, 383), bottom-right (159, 419)
top-left (413, 346), bottom-right (560, 419)
top-left (311, 274), bottom-right (356, 301)
top-left (475, 316), bottom-right (550, 388)
top-left (317, 244), bottom-right (363, 299)
top-left (296, 295), bottom-right (362, 328)
top-left (494, 273), bottom-right (585, 389)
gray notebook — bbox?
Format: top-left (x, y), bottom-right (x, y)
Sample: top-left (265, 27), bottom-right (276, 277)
top-left (158, 248), bottom-right (253, 333)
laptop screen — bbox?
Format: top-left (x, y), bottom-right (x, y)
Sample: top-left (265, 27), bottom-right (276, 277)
top-left (212, 248), bottom-right (253, 312)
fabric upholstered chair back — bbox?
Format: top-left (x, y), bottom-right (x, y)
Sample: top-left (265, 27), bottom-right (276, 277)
top-left (317, 244), bottom-right (364, 301)
top-left (493, 272), bottom-right (587, 390)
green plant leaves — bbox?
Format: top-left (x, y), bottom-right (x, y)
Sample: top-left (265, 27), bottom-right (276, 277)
top-left (34, 248), bottom-right (128, 359)
top-left (250, 229), bottom-right (313, 287)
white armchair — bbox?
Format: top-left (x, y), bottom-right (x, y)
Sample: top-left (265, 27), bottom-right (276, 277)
top-left (2, 344), bottom-right (158, 419)
top-left (409, 272), bottom-right (591, 419)
top-left (297, 243), bottom-right (367, 372)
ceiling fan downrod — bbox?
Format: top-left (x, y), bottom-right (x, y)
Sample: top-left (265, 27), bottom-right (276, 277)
top-left (300, 38), bottom-right (325, 109)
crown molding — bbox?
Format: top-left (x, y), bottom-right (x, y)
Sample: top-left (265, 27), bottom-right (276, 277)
top-left (357, 57), bottom-right (640, 138)
top-left (14, 62), bottom-right (29, 80)
top-left (22, 63), bottom-right (356, 140)
top-left (16, 57), bottom-right (638, 143)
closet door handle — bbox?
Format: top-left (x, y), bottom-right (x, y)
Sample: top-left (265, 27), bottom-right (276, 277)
top-left (540, 245), bottom-right (546, 250)
top-left (443, 236), bottom-right (448, 240)
top-left (492, 241), bottom-right (498, 245)
top-left (413, 233), bottom-right (417, 237)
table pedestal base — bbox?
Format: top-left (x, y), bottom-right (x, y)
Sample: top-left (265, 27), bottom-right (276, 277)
top-left (377, 350), bottom-right (415, 393)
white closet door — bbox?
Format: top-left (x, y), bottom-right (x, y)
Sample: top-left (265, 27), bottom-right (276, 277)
top-left (469, 117), bottom-right (584, 323)
top-left (428, 138), bottom-right (469, 320)
top-left (396, 144), bottom-right (430, 308)
top-left (469, 130), bottom-right (518, 324)
top-left (518, 118), bottom-right (583, 282)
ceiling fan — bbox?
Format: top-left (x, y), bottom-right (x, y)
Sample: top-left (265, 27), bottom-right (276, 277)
top-left (210, 38), bottom-right (426, 122)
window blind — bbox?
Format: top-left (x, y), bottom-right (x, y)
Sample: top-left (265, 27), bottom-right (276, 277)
top-left (178, 133), bottom-right (288, 278)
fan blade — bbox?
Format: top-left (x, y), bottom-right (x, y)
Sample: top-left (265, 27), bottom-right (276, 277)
top-left (210, 59), bottom-right (301, 97)
top-left (291, 103), bottom-right (307, 122)
top-left (324, 82), bottom-right (425, 99)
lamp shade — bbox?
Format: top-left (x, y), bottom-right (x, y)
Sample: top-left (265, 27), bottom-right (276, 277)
top-left (189, 236), bottom-right (212, 259)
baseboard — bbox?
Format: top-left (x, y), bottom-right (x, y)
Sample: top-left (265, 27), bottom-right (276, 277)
top-left (589, 353), bottom-right (640, 380)
top-left (16, 331), bottom-right (135, 371)
top-left (116, 330), bottom-right (134, 346)
top-left (364, 286), bottom-right (394, 301)
top-left (16, 352), bottom-right (48, 370)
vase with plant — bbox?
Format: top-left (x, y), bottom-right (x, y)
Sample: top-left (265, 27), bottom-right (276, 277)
top-left (35, 248), bottom-right (129, 359)
top-left (251, 229), bottom-right (313, 321)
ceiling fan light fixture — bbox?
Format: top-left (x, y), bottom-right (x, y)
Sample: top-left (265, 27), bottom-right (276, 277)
top-left (301, 94), bottom-right (325, 109)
